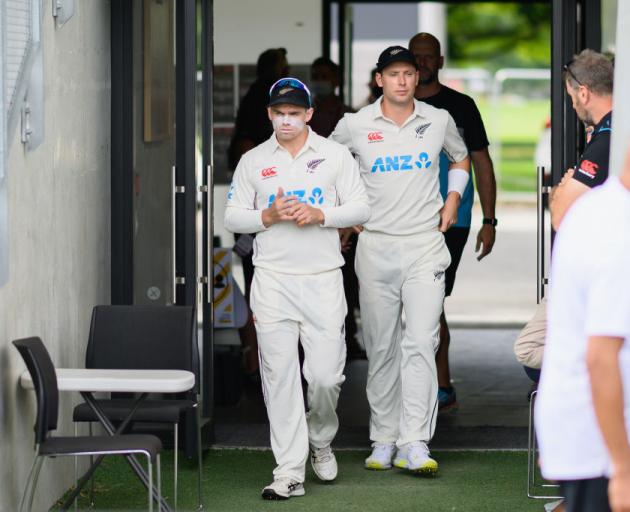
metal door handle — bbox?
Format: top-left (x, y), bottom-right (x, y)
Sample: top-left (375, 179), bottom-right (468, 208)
top-left (536, 166), bottom-right (550, 304)
top-left (172, 165), bottom-right (185, 302)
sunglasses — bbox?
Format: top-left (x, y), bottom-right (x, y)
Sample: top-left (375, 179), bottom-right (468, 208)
top-left (269, 78), bottom-right (312, 106)
top-left (563, 61), bottom-right (583, 87)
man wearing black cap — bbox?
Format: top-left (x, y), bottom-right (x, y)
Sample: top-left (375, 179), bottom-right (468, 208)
top-left (225, 78), bottom-right (370, 500)
top-left (331, 46), bottom-right (470, 475)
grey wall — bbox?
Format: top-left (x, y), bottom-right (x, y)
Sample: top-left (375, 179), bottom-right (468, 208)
top-left (0, 2), bottom-right (111, 510)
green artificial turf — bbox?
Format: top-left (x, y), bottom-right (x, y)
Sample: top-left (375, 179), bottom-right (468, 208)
top-left (53, 449), bottom-right (560, 511)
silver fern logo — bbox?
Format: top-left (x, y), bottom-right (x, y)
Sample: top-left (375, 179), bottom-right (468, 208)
top-left (306, 158), bottom-right (326, 173)
top-left (415, 123), bottom-right (431, 138)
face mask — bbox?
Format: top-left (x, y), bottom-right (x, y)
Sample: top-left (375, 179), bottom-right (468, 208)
top-left (272, 114), bottom-right (305, 132)
top-left (310, 80), bottom-right (334, 99)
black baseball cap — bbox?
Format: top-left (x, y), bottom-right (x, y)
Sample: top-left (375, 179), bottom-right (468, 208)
top-left (268, 78), bottom-right (312, 108)
top-left (376, 46), bottom-right (418, 72)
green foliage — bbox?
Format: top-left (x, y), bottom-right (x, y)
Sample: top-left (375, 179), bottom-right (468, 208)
top-left (447, 2), bottom-right (552, 70)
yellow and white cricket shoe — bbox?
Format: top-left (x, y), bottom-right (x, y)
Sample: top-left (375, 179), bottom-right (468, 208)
top-left (393, 441), bottom-right (438, 475)
top-left (364, 442), bottom-right (396, 470)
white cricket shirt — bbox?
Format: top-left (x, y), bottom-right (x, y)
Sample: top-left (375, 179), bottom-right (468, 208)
top-left (536, 176), bottom-right (630, 480)
top-left (330, 98), bottom-right (468, 236)
top-left (224, 128), bottom-right (370, 275)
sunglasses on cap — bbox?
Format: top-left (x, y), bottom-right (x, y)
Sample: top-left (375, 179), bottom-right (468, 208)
top-left (563, 61), bottom-right (583, 87)
top-left (269, 78), bottom-right (312, 101)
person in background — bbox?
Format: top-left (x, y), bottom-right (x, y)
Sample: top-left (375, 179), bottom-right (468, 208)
top-left (409, 32), bottom-right (497, 413)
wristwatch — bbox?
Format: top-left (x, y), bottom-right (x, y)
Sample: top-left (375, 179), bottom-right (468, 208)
top-left (482, 218), bottom-right (498, 227)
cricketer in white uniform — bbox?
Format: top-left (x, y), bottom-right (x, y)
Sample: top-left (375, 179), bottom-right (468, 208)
top-left (224, 78), bottom-right (370, 500)
top-left (331, 46), bottom-right (470, 474)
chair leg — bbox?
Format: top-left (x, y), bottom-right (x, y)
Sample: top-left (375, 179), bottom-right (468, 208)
top-left (89, 422), bottom-right (95, 507)
top-left (74, 424), bottom-right (78, 511)
top-left (148, 456), bottom-right (153, 512)
top-left (196, 404), bottom-right (203, 510)
top-left (19, 453), bottom-right (40, 512)
top-left (173, 423), bottom-right (179, 510)
top-left (26, 456), bottom-right (45, 512)
top-left (157, 454), bottom-right (162, 512)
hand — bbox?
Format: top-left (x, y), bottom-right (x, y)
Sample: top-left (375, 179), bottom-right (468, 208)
top-left (439, 193), bottom-right (460, 232)
top-left (475, 224), bottom-right (496, 261)
top-left (286, 202), bottom-right (325, 227)
top-left (609, 470), bottom-right (630, 512)
top-left (261, 187), bottom-right (297, 227)
top-left (559, 167), bottom-right (575, 187)
top-left (339, 226), bottom-right (362, 252)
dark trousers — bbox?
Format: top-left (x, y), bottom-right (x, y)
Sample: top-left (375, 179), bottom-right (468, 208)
top-left (560, 477), bottom-right (610, 512)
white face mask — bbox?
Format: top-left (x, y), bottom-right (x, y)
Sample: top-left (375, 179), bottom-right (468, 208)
top-left (272, 114), bottom-right (305, 132)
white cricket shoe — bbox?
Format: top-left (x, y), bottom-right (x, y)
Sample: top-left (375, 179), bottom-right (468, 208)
top-left (364, 442), bottom-right (396, 470)
top-left (393, 441), bottom-right (438, 475)
top-left (310, 445), bottom-right (338, 481)
top-left (261, 477), bottom-right (305, 500)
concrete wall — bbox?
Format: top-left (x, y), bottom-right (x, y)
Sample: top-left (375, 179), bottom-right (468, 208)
top-left (0, 2), bottom-right (111, 510)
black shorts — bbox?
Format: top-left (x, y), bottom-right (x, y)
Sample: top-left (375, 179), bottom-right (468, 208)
top-left (560, 477), bottom-right (610, 512)
top-left (443, 226), bottom-right (470, 297)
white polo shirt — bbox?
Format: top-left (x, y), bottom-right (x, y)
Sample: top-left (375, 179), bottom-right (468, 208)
top-left (330, 98), bottom-right (468, 236)
top-left (224, 128), bottom-right (370, 275)
top-left (536, 176), bottom-right (630, 480)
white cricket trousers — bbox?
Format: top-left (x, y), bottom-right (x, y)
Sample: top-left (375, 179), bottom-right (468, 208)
top-left (250, 267), bottom-right (347, 482)
top-left (355, 229), bottom-right (451, 446)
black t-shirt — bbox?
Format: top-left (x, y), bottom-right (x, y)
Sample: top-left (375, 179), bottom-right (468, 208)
top-left (573, 111), bottom-right (612, 188)
top-left (419, 85), bottom-right (489, 152)
top-left (228, 79), bottom-right (274, 169)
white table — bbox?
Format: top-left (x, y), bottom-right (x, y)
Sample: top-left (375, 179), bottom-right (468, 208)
top-left (20, 368), bottom-right (195, 393)
top-left (20, 368), bottom-right (195, 511)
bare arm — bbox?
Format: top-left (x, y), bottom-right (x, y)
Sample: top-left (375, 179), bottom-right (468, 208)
top-left (440, 156), bottom-right (471, 232)
top-left (587, 336), bottom-right (630, 511)
top-left (550, 169), bottom-right (590, 230)
top-left (470, 148), bottom-right (497, 260)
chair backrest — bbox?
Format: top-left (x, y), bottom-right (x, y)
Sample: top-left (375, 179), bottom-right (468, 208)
top-left (86, 305), bottom-right (199, 393)
top-left (12, 337), bottom-right (58, 444)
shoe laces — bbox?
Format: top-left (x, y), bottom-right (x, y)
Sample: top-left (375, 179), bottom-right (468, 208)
top-left (371, 442), bottom-right (395, 458)
top-left (274, 476), bottom-right (299, 489)
top-left (407, 441), bottom-right (430, 460)
top-left (312, 445), bottom-right (333, 463)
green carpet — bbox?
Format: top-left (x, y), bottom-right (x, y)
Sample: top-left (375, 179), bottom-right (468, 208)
top-left (55, 449), bottom-right (559, 511)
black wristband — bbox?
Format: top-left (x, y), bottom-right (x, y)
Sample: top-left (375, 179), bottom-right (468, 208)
top-left (482, 218), bottom-right (498, 227)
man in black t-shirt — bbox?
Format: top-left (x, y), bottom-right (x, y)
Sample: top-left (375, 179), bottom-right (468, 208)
top-left (514, 49), bottom-right (614, 404)
top-left (409, 33), bottom-right (497, 412)
top-left (550, 49), bottom-right (613, 229)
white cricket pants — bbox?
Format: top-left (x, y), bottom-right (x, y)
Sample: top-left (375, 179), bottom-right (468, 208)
top-left (355, 230), bottom-right (451, 446)
top-left (250, 267), bottom-right (347, 482)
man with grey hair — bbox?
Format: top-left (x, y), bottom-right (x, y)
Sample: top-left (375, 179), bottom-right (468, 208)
top-left (550, 48), bottom-right (613, 229)
top-left (514, 49), bottom-right (614, 377)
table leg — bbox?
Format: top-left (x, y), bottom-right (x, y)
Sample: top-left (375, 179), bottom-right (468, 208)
top-left (60, 392), bottom-right (171, 512)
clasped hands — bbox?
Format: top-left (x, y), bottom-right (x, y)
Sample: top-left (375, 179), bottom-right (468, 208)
top-left (262, 187), bottom-right (324, 228)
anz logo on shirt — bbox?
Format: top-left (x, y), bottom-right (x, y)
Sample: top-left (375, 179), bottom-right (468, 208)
top-left (371, 152), bottom-right (432, 173)
top-left (267, 187), bottom-right (325, 207)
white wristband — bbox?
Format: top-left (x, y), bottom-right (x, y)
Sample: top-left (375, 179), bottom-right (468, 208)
top-left (447, 168), bottom-right (470, 198)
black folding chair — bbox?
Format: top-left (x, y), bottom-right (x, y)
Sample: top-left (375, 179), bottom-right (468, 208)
top-left (13, 337), bottom-right (162, 512)
top-left (72, 305), bottom-right (203, 510)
